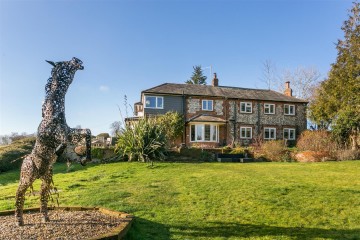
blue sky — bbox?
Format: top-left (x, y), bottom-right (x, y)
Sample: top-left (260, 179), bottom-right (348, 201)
top-left (0, 0), bottom-right (352, 136)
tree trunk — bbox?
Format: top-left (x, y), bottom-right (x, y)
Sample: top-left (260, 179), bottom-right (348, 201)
top-left (350, 130), bottom-right (359, 150)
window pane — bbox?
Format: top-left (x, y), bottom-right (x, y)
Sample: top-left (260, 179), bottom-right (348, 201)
top-left (145, 96), bottom-right (156, 108)
top-left (191, 125), bottom-right (195, 141)
top-left (271, 129), bottom-right (275, 138)
top-left (211, 125), bottom-right (217, 141)
top-left (246, 128), bottom-right (251, 138)
top-left (265, 129), bottom-right (270, 138)
top-left (208, 101), bottom-right (213, 110)
top-left (284, 105), bottom-right (289, 114)
top-left (205, 125), bottom-right (211, 141)
top-left (202, 101), bottom-right (207, 110)
top-left (157, 97), bottom-right (163, 108)
top-left (284, 129), bottom-right (289, 139)
top-left (265, 104), bottom-right (270, 114)
top-left (241, 103), bottom-right (245, 112)
top-left (290, 129), bottom-right (295, 139)
top-left (246, 103), bottom-right (251, 112)
top-left (196, 125), bottom-right (203, 141)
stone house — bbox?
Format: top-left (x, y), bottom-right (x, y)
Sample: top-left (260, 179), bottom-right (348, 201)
top-left (129, 74), bottom-right (308, 148)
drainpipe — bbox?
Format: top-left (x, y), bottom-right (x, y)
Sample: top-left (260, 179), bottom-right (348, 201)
top-left (182, 91), bottom-right (186, 146)
top-left (257, 101), bottom-right (261, 136)
top-left (224, 97), bottom-right (228, 146)
top-left (233, 101), bottom-right (237, 147)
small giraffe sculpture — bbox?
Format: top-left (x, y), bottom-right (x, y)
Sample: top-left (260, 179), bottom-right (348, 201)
top-left (15, 57), bottom-right (92, 226)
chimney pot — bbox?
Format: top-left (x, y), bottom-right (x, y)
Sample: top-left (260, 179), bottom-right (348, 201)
top-left (212, 72), bottom-right (219, 87)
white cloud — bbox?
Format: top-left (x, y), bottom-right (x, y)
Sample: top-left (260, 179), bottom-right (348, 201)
top-left (99, 85), bottom-right (109, 92)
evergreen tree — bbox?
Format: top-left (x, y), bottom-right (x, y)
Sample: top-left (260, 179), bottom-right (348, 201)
top-left (309, 2), bottom-right (360, 149)
top-left (186, 65), bottom-right (207, 85)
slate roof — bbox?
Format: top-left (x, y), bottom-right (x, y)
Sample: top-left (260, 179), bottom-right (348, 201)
top-left (142, 83), bottom-right (308, 103)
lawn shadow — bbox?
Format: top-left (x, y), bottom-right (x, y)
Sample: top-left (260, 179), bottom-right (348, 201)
top-left (169, 221), bottom-right (360, 240)
top-left (124, 217), bottom-right (170, 240)
top-left (0, 170), bottom-right (20, 187)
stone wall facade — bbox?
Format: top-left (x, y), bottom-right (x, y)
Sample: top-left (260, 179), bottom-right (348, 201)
top-left (185, 97), bottom-right (307, 147)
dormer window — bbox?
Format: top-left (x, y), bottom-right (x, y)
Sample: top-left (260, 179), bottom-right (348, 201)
top-left (202, 100), bottom-right (213, 111)
top-left (144, 96), bottom-right (163, 109)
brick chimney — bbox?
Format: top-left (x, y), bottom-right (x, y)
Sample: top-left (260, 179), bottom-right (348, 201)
top-left (212, 73), bottom-right (219, 87)
top-left (284, 81), bottom-right (292, 96)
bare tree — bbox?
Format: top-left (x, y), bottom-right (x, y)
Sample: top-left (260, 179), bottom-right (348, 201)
top-left (260, 60), bottom-right (321, 101)
top-left (110, 121), bottom-right (122, 136)
top-left (278, 66), bottom-right (321, 100)
top-left (260, 59), bottom-right (278, 90)
top-left (0, 135), bottom-right (11, 145)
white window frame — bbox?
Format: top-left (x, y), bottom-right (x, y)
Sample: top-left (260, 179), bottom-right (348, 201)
top-left (283, 128), bottom-right (296, 140)
top-left (240, 102), bottom-right (252, 113)
top-left (284, 104), bottom-right (295, 115)
top-left (264, 103), bottom-right (275, 114)
top-left (190, 124), bottom-right (218, 142)
top-left (240, 127), bottom-right (252, 139)
top-left (202, 100), bottom-right (213, 111)
top-left (144, 96), bottom-right (164, 109)
top-left (264, 127), bottom-right (276, 140)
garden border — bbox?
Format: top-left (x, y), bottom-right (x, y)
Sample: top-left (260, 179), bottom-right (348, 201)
top-left (0, 206), bottom-right (134, 240)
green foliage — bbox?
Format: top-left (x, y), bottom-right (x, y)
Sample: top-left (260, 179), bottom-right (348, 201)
top-left (91, 148), bottom-right (104, 159)
top-left (155, 112), bottom-right (184, 146)
top-left (115, 118), bottom-right (167, 163)
top-left (309, 2), bottom-right (360, 149)
top-left (331, 107), bottom-right (360, 148)
top-left (0, 137), bottom-right (35, 172)
top-left (185, 65), bottom-right (207, 85)
top-left (1, 162), bottom-right (360, 239)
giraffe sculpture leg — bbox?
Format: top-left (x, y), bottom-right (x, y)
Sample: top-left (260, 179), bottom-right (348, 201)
top-left (39, 167), bottom-right (53, 223)
top-left (15, 156), bottom-right (37, 226)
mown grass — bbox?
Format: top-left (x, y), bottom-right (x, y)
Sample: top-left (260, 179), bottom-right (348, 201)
top-left (0, 161), bottom-right (359, 239)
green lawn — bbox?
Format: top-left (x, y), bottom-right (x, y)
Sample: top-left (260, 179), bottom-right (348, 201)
top-left (0, 161), bottom-right (359, 239)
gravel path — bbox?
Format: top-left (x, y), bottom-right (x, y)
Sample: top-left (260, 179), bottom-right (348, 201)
top-left (0, 210), bottom-right (125, 239)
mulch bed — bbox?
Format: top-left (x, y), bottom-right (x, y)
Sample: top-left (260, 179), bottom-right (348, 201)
top-left (0, 208), bottom-right (132, 240)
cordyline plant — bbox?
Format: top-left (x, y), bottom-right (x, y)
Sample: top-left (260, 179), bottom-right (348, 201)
top-left (115, 118), bottom-right (167, 165)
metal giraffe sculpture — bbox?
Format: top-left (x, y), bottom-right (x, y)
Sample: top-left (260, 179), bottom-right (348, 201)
top-left (15, 57), bottom-right (92, 226)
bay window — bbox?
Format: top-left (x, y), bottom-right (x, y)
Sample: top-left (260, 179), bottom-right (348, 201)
top-left (190, 124), bottom-right (218, 142)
